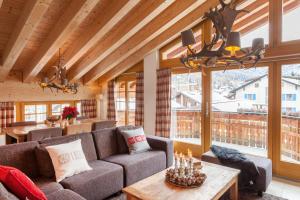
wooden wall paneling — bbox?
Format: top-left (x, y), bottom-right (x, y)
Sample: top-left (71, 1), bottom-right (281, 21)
top-left (81, 0), bottom-right (207, 83)
top-left (0, 0), bottom-right (52, 81)
top-left (0, 0), bottom-right (3, 8)
top-left (22, 0), bottom-right (99, 83)
top-left (67, 0), bottom-right (172, 81)
top-left (62, 0), bottom-right (139, 70)
top-left (95, 0), bottom-right (223, 84)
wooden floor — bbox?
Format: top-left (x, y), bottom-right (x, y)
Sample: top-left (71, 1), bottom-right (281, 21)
top-left (267, 177), bottom-right (300, 200)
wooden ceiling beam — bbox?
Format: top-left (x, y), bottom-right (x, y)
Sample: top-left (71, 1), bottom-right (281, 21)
top-left (0, 0), bottom-right (52, 82)
top-left (22, 0), bottom-right (98, 83)
top-left (62, 0), bottom-right (139, 70)
top-left (67, 0), bottom-right (174, 81)
top-left (82, 0), bottom-right (208, 84)
top-left (92, 0), bottom-right (224, 85)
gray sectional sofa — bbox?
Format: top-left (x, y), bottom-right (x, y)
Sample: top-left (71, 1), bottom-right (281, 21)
top-left (0, 126), bottom-right (173, 200)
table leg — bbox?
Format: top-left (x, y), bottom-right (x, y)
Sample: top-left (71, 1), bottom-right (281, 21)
top-left (5, 134), bottom-right (14, 144)
top-left (17, 136), bottom-right (26, 143)
top-left (230, 176), bottom-right (238, 200)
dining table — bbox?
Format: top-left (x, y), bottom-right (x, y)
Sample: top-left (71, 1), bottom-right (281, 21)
top-left (2, 118), bottom-right (104, 144)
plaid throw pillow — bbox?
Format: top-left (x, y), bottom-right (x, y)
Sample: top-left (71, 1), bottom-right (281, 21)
top-left (120, 127), bottom-right (151, 154)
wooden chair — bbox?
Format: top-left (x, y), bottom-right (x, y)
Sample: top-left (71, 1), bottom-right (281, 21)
top-left (27, 127), bottom-right (63, 141)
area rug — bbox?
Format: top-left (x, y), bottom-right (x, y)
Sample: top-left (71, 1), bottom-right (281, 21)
top-left (106, 192), bottom-right (288, 200)
top-left (239, 192), bottom-right (288, 200)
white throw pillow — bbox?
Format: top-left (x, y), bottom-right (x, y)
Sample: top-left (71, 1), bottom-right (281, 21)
top-left (45, 139), bottom-right (92, 182)
top-left (120, 127), bottom-right (151, 154)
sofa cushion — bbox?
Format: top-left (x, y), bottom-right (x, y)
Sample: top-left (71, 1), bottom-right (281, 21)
top-left (92, 120), bottom-right (116, 131)
top-left (92, 128), bottom-right (118, 159)
top-left (34, 177), bottom-right (63, 195)
top-left (46, 139), bottom-right (92, 182)
top-left (104, 150), bottom-right (166, 186)
top-left (116, 126), bottom-right (138, 154)
top-left (60, 160), bottom-right (123, 200)
top-left (39, 132), bottom-right (97, 161)
top-left (47, 189), bottom-right (86, 200)
top-left (36, 133), bottom-right (97, 178)
top-left (119, 127), bottom-right (151, 154)
top-left (0, 182), bottom-right (19, 200)
top-left (0, 141), bottom-right (39, 178)
top-left (0, 165), bottom-right (47, 200)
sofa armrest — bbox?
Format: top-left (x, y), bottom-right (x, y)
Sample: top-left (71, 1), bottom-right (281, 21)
top-left (146, 135), bottom-right (173, 167)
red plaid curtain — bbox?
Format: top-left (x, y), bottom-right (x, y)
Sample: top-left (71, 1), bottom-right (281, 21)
top-left (135, 72), bottom-right (144, 126)
top-left (155, 69), bottom-right (171, 138)
top-left (0, 102), bottom-right (14, 128)
top-left (81, 99), bottom-right (97, 118)
top-left (107, 80), bottom-right (116, 121)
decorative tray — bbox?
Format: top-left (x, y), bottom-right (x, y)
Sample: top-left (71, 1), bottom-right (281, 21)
top-left (165, 168), bottom-right (207, 188)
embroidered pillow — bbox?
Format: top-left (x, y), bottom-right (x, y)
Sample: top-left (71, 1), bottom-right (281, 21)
top-left (120, 127), bottom-right (151, 154)
top-left (0, 166), bottom-right (47, 200)
top-left (45, 139), bottom-right (92, 182)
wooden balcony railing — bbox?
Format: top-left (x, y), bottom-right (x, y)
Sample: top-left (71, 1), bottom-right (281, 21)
top-left (172, 110), bottom-right (300, 162)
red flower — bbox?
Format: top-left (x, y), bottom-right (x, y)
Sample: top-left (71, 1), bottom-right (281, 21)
top-left (62, 106), bottom-right (79, 120)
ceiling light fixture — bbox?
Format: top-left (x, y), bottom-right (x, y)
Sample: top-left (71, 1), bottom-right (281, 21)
top-left (180, 0), bottom-right (265, 70)
top-left (39, 49), bottom-right (79, 94)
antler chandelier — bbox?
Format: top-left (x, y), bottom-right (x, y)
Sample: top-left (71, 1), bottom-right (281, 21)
top-left (180, 0), bottom-right (265, 70)
top-left (39, 49), bottom-right (79, 94)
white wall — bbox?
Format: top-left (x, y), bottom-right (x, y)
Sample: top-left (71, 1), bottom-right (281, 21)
top-left (143, 50), bottom-right (159, 135)
top-left (0, 74), bottom-right (101, 102)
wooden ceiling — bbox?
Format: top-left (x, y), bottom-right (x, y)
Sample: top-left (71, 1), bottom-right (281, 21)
top-left (2, 0), bottom-right (294, 85)
top-left (0, 0), bottom-right (219, 85)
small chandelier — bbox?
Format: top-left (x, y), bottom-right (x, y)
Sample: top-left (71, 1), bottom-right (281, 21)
top-left (39, 49), bottom-right (79, 94)
top-left (180, 0), bottom-right (265, 70)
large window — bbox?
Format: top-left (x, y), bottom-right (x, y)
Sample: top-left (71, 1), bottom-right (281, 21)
top-left (116, 80), bottom-right (136, 126)
top-left (282, 0), bottom-right (300, 42)
top-left (171, 72), bottom-right (202, 144)
top-left (76, 102), bottom-right (82, 117)
top-left (24, 104), bottom-right (47, 123)
top-left (281, 64), bottom-right (300, 164)
top-left (127, 81), bottom-right (136, 125)
top-left (211, 67), bottom-right (269, 157)
top-left (51, 103), bottom-right (70, 116)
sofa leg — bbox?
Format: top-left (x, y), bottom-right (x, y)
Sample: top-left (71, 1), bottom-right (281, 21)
top-left (257, 191), bottom-right (263, 197)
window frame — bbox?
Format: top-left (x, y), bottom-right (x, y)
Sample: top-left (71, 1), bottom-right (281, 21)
top-left (20, 101), bottom-right (79, 123)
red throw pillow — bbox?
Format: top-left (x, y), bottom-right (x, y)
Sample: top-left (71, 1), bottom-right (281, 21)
top-left (0, 165), bottom-right (47, 200)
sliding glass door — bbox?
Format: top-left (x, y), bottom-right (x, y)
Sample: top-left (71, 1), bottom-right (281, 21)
top-left (211, 67), bottom-right (269, 157)
top-left (171, 72), bottom-right (202, 144)
top-left (281, 63), bottom-right (300, 165)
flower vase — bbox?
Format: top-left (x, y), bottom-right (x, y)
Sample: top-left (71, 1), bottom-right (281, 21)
top-left (68, 118), bottom-right (74, 125)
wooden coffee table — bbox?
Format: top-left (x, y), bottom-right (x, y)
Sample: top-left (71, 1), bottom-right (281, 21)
top-left (123, 161), bottom-right (240, 200)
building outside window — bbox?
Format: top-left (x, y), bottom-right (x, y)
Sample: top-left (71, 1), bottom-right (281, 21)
top-left (282, 94), bottom-right (296, 101)
top-left (244, 94), bottom-right (257, 100)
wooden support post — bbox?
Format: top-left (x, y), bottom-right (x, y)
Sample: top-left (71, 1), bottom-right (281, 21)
top-left (201, 20), bottom-right (212, 152)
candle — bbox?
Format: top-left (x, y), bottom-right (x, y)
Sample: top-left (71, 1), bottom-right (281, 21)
top-left (174, 151), bottom-right (178, 170)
